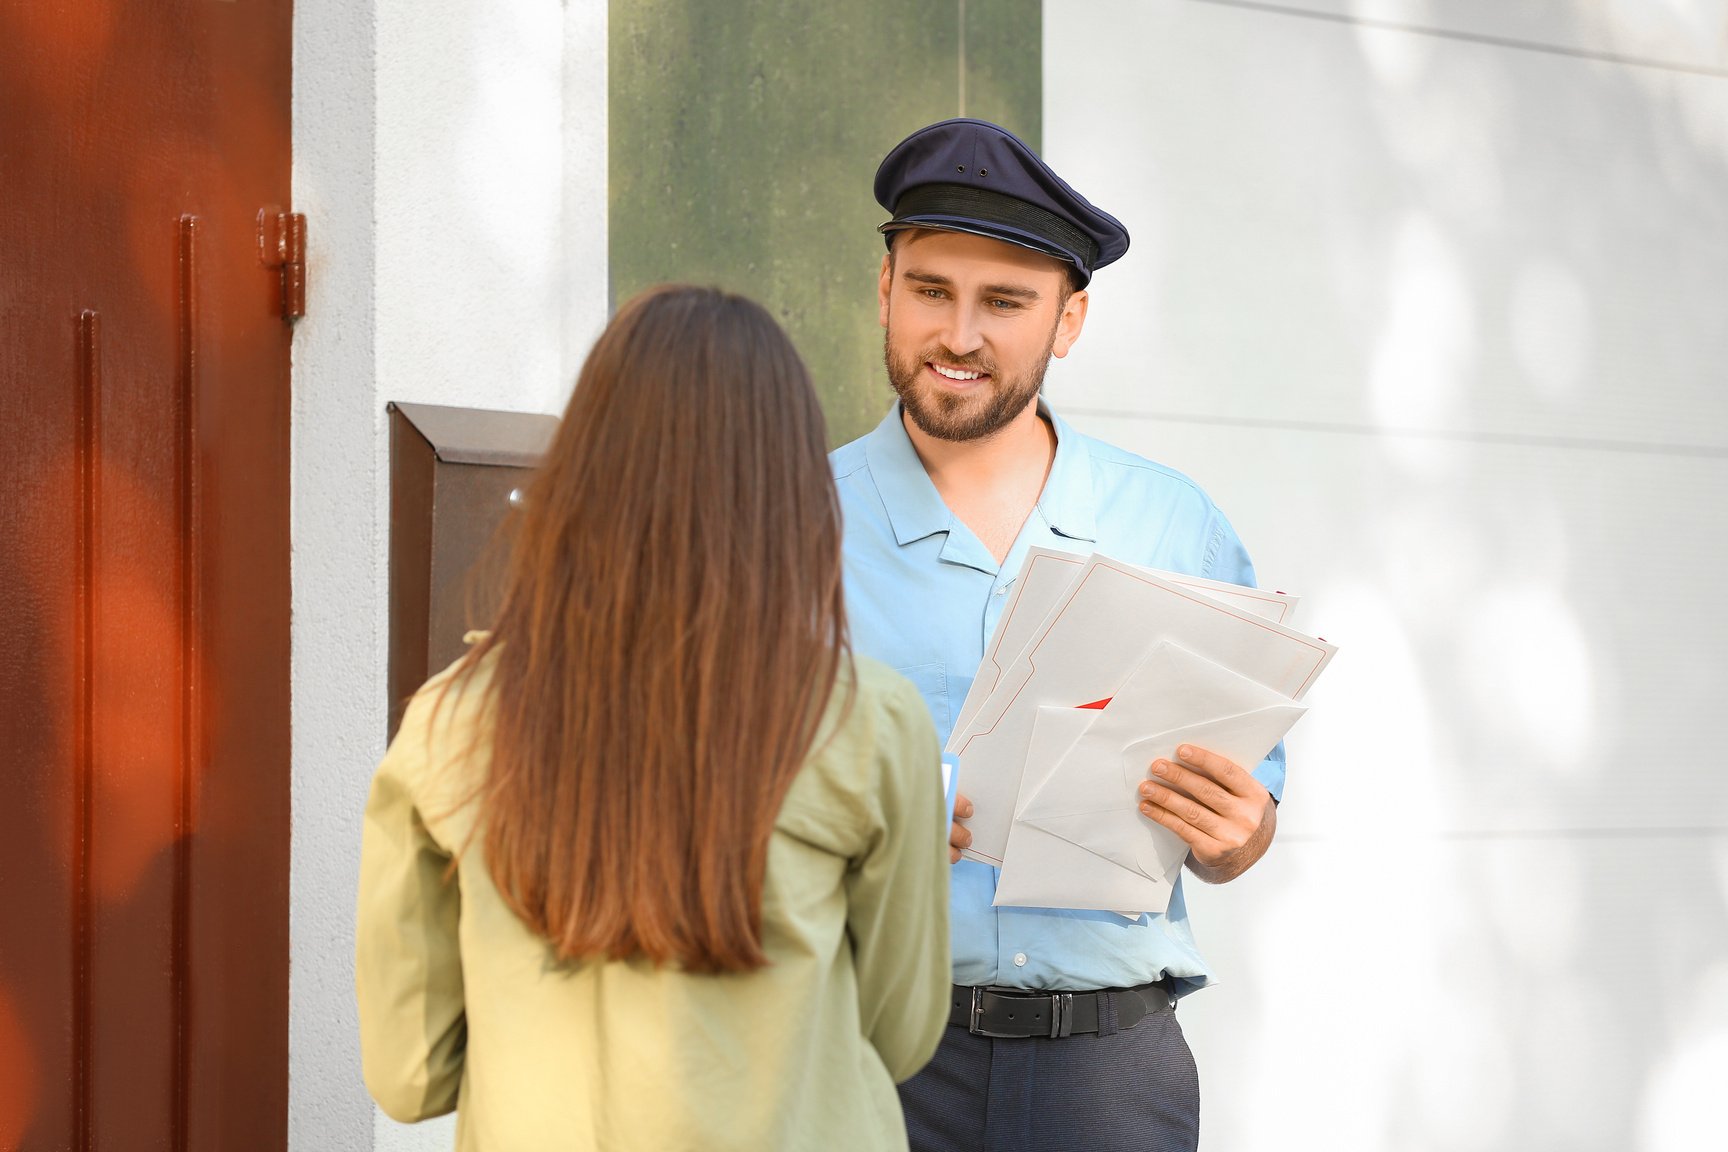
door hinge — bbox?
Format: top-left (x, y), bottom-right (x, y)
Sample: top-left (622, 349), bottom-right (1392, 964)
top-left (259, 210), bottom-right (307, 320)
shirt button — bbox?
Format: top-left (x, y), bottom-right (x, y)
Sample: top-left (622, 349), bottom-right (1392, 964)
top-left (1013, 952), bottom-right (1028, 967)
top-left (994, 585), bottom-right (1009, 596)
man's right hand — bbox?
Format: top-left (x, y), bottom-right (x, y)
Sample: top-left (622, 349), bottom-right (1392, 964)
top-left (949, 792), bottom-right (974, 863)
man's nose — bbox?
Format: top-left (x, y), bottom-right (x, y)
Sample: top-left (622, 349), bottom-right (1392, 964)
top-left (940, 306), bottom-right (985, 357)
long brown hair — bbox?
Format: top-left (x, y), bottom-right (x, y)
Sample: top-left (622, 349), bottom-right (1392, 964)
top-left (458, 284), bottom-right (848, 973)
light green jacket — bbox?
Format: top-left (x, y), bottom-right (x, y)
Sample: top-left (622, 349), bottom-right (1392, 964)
top-left (356, 649), bottom-right (950, 1151)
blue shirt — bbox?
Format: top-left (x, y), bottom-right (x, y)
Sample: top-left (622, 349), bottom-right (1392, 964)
top-left (832, 401), bottom-right (1285, 995)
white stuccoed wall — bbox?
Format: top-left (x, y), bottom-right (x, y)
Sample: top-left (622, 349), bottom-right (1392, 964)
top-left (1044, 2), bottom-right (1728, 1150)
top-left (289, 2), bottom-right (608, 1149)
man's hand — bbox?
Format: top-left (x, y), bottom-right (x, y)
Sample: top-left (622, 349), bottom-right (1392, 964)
top-left (1137, 745), bottom-right (1276, 884)
top-left (948, 792), bottom-right (974, 864)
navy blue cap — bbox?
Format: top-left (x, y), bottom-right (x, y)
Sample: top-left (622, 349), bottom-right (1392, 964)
top-left (874, 118), bottom-right (1129, 287)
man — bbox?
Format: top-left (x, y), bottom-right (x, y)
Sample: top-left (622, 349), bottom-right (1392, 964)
top-left (831, 119), bottom-right (1285, 1152)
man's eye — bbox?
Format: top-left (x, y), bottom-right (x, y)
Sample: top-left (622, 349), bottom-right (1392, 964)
top-left (989, 298), bottom-right (1021, 310)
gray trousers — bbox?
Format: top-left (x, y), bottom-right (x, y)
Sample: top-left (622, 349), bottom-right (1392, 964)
top-left (897, 1005), bottom-right (1201, 1152)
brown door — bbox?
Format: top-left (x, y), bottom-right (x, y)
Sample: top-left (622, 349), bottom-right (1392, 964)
top-left (0, 2), bottom-right (293, 1149)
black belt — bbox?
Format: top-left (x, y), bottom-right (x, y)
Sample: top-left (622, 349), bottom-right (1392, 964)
top-left (948, 981), bottom-right (1176, 1039)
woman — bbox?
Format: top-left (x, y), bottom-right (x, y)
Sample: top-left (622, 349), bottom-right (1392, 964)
top-left (356, 285), bottom-right (950, 1151)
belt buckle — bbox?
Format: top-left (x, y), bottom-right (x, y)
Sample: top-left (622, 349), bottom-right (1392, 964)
top-left (967, 988), bottom-right (1035, 1039)
top-left (969, 987), bottom-right (1020, 1038)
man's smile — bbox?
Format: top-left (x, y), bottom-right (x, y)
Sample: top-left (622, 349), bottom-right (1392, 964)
top-left (926, 361), bottom-right (991, 386)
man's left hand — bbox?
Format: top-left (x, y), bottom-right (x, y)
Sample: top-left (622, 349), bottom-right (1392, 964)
top-left (1137, 744), bottom-right (1276, 884)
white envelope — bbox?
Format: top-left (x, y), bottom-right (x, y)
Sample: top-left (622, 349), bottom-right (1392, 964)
top-left (953, 556), bottom-right (1334, 865)
top-left (993, 706), bottom-right (1171, 918)
top-left (1012, 643), bottom-right (1307, 913)
top-left (947, 549), bottom-right (1303, 755)
top-left (949, 549), bottom-right (1089, 750)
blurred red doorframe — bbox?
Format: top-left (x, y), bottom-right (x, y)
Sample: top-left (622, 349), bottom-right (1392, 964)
top-left (0, 2), bottom-right (293, 1148)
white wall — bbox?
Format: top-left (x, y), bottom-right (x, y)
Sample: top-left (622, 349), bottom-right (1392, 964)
top-left (289, 2), bottom-right (608, 1149)
top-left (1044, 2), bottom-right (1728, 1149)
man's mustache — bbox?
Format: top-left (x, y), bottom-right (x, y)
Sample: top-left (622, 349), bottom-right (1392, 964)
top-left (919, 347), bottom-right (996, 376)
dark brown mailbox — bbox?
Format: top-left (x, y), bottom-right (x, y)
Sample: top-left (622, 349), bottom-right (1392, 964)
top-left (387, 401), bottom-right (560, 739)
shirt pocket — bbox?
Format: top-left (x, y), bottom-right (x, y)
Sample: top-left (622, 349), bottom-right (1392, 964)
top-left (892, 661), bottom-right (952, 745)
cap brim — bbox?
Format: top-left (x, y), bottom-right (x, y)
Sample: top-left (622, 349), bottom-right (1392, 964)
top-left (877, 218), bottom-right (1089, 284)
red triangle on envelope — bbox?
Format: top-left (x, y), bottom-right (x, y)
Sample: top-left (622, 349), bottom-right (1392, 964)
top-left (1076, 697), bottom-right (1112, 710)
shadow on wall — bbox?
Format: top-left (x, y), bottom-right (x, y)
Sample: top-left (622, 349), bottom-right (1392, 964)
top-left (608, 0), bottom-right (1043, 447)
top-left (1044, 3), bottom-right (1728, 1149)
top-left (374, 0), bottom-right (577, 415)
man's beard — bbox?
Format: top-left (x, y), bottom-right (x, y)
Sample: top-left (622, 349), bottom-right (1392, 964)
top-left (884, 336), bottom-right (1053, 443)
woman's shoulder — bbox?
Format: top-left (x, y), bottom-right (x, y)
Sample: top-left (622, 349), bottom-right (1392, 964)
top-left (379, 641), bottom-right (502, 816)
top-left (401, 644), bottom-right (500, 739)
top-left (827, 652), bottom-right (936, 750)
top-left (784, 653), bottom-right (938, 835)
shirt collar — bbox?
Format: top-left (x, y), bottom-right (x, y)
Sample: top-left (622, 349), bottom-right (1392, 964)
top-left (862, 399), bottom-right (1098, 547)
top-left (1037, 402), bottom-right (1097, 543)
top-left (862, 402), bottom-right (953, 546)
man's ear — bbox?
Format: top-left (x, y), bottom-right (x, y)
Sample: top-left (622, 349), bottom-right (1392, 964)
top-left (878, 253), bottom-right (894, 329)
top-left (1051, 288), bottom-right (1090, 359)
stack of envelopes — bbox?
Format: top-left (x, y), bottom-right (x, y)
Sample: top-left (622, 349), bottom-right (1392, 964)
top-left (946, 548), bottom-right (1337, 919)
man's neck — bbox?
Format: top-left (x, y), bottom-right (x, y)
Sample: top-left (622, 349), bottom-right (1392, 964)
top-left (902, 398), bottom-right (1057, 562)
top-left (902, 397), bottom-right (1054, 490)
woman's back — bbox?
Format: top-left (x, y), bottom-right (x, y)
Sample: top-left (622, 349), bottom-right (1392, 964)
top-left (355, 286), bottom-right (949, 1147)
top-left (358, 646), bottom-right (949, 1151)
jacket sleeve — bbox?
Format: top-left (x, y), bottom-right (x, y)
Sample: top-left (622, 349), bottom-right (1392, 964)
top-left (355, 704), bottom-right (467, 1122)
top-left (844, 675), bottom-right (952, 1082)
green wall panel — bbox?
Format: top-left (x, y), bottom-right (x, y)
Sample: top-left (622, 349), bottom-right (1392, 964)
top-left (610, 0), bottom-right (1041, 446)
